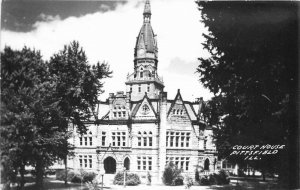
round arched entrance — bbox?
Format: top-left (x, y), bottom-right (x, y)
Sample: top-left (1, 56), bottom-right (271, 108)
top-left (124, 157), bottom-right (130, 170)
top-left (204, 158), bottom-right (210, 170)
top-left (104, 157), bottom-right (116, 174)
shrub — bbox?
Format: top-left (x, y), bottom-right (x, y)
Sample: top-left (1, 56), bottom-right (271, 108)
top-left (56, 170), bottom-right (67, 181)
top-left (173, 176), bottom-right (184, 185)
top-left (200, 175), bottom-right (210, 185)
top-left (55, 169), bottom-right (96, 183)
top-left (200, 170), bottom-right (229, 186)
top-left (71, 174), bottom-right (82, 183)
top-left (185, 175), bottom-right (193, 189)
top-left (113, 172), bottom-right (141, 186)
top-left (45, 169), bottom-right (56, 176)
top-left (216, 170), bottom-right (230, 185)
top-left (162, 162), bottom-right (183, 186)
top-left (82, 171), bottom-right (97, 183)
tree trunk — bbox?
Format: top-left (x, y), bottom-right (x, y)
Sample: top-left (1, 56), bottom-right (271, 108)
top-left (64, 156), bottom-right (68, 185)
top-left (19, 164), bottom-right (26, 190)
top-left (262, 169), bottom-right (266, 181)
top-left (35, 158), bottom-right (44, 190)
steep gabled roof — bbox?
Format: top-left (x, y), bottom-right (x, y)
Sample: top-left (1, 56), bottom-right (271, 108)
top-left (167, 89), bottom-right (192, 121)
top-left (131, 93), bottom-right (157, 118)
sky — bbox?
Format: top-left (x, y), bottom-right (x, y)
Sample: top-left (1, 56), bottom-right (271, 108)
top-left (1, 0), bottom-right (213, 102)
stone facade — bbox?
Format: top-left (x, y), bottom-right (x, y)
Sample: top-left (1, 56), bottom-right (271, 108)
top-left (68, 0), bottom-right (217, 180)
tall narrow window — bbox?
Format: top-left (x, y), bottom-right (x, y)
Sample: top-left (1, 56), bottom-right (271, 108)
top-left (89, 132), bottom-right (93, 146)
top-left (204, 136), bottom-right (207, 150)
top-left (140, 71), bottom-right (143, 78)
top-left (79, 155), bottom-right (83, 167)
top-left (149, 132), bottom-right (153, 146)
top-left (138, 132), bottom-right (142, 146)
top-left (186, 160), bottom-right (189, 170)
top-left (143, 136), bottom-right (147, 146)
top-left (181, 136), bottom-right (184, 147)
top-left (137, 157), bottom-right (141, 170)
top-left (89, 137), bottom-right (92, 146)
top-left (138, 85), bottom-right (141, 92)
top-left (175, 136), bottom-right (179, 147)
top-left (148, 157), bottom-right (152, 170)
top-left (84, 137), bottom-right (88, 146)
top-left (130, 85), bottom-right (132, 92)
top-left (84, 155), bottom-right (88, 168)
top-left (186, 133), bottom-right (190, 147)
top-left (147, 84), bottom-right (150, 92)
top-left (102, 132), bottom-right (106, 146)
top-left (79, 137), bottom-right (83, 146)
top-left (89, 155), bottom-right (92, 168)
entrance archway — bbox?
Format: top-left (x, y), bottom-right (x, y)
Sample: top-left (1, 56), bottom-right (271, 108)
top-left (104, 157), bottom-right (116, 174)
top-left (124, 157), bottom-right (130, 170)
top-left (204, 158), bottom-right (210, 170)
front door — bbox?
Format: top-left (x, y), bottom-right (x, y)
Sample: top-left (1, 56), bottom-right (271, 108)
top-left (104, 157), bottom-right (116, 174)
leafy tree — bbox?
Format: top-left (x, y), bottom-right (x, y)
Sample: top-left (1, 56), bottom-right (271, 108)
top-left (48, 41), bottom-right (112, 134)
top-left (48, 41), bottom-right (112, 184)
top-left (0, 46), bottom-right (68, 189)
top-left (162, 162), bottom-right (183, 186)
top-left (1, 42), bottom-right (111, 189)
top-left (196, 1), bottom-right (298, 188)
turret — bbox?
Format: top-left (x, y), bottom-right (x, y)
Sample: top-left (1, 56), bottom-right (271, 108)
top-left (125, 0), bottom-right (164, 101)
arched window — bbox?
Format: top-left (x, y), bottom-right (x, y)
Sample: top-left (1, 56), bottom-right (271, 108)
top-left (149, 131), bottom-right (153, 146)
top-left (138, 132), bottom-right (142, 146)
top-left (177, 110), bottom-right (180, 115)
top-left (89, 132), bottom-right (93, 146)
top-left (143, 131), bottom-right (147, 146)
top-left (180, 110), bottom-right (183, 115)
top-left (124, 157), bottom-right (130, 170)
top-left (204, 158), bottom-right (210, 170)
top-left (173, 109), bottom-right (176, 114)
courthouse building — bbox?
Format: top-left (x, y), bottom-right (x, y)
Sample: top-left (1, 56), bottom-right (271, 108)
top-left (68, 0), bottom-right (217, 180)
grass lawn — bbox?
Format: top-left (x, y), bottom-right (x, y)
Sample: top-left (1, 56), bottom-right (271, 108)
top-left (9, 176), bottom-right (86, 190)
top-left (204, 181), bottom-right (288, 190)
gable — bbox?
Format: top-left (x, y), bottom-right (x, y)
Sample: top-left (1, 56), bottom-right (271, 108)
top-left (167, 90), bottom-right (192, 123)
top-left (132, 96), bottom-right (157, 120)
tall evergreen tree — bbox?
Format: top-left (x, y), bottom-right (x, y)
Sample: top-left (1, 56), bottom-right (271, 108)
top-left (196, 1), bottom-right (298, 188)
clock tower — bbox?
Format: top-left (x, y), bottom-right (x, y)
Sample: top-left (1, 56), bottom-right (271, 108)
top-left (125, 0), bottom-right (164, 101)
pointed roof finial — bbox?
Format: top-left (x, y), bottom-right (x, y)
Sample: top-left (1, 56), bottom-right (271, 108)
top-left (143, 0), bottom-right (151, 16)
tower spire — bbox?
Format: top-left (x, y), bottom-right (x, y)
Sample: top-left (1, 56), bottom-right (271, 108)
top-left (143, 0), bottom-right (151, 23)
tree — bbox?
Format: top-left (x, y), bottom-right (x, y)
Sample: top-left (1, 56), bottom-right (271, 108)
top-left (48, 41), bottom-right (112, 185)
top-left (1, 42), bottom-right (111, 189)
top-left (162, 162), bottom-right (183, 186)
top-left (196, 1), bottom-right (298, 188)
top-left (0, 46), bottom-right (68, 189)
